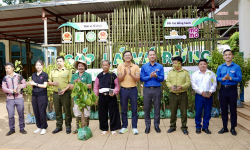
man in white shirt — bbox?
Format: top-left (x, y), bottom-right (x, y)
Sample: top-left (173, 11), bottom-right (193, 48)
top-left (191, 59), bottom-right (217, 134)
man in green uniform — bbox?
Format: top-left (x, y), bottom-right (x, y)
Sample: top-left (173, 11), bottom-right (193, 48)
top-left (48, 56), bottom-right (72, 134)
top-left (70, 60), bottom-right (92, 134)
top-left (166, 56), bottom-right (191, 135)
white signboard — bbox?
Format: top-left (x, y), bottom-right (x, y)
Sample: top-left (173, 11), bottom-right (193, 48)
top-left (164, 18), bottom-right (197, 27)
top-left (85, 66), bottom-right (199, 81)
top-left (74, 22), bottom-right (109, 30)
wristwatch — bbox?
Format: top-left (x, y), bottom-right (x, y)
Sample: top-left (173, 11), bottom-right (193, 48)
top-left (36, 83), bottom-right (39, 86)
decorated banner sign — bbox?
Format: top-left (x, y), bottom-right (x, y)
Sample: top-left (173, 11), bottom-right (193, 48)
top-left (98, 31), bottom-right (108, 42)
top-left (86, 32), bottom-right (96, 42)
top-left (189, 28), bottom-right (199, 38)
top-left (85, 66), bottom-right (199, 81)
top-left (64, 45), bottom-right (211, 66)
top-left (58, 22), bottom-right (109, 30)
top-left (163, 17), bottom-right (219, 27)
top-left (75, 32), bottom-right (84, 42)
top-left (62, 32), bottom-right (72, 43)
top-left (165, 30), bottom-right (187, 39)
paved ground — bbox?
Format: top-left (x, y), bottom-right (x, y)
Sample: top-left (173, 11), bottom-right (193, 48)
top-left (0, 96), bottom-right (250, 150)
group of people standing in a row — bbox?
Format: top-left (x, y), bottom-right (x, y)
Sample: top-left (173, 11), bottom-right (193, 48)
top-left (2, 49), bottom-right (241, 137)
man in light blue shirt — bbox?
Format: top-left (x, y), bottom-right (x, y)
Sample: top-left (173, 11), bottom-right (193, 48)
top-left (140, 49), bottom-right (164, 134)
top-left (216, 49), bottom-right (242, 136)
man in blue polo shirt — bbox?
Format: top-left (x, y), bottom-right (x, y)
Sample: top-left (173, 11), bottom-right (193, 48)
top-left (216, 49), bottom-right (242, 136)
top-left (140, 49), bottom-right (164, 134)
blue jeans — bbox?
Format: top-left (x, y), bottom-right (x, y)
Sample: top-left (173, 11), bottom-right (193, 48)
top-left (195, 94), bottom-right (213, 129)
top-left (120, 87), bottom-right (138, 128)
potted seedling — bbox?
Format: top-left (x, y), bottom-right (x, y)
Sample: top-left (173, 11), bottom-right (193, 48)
top-left (71, 82), bottom-right (97, 140)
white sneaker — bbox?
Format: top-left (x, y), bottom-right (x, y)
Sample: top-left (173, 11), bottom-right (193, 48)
top-left (132, 128), bottom-right (139, 135)
top-left (34, 128), bottom-right (41, 134)
top-left (119, 128), bottom-right (128, 134)
top-left (40, 129), bottom-right (47, 135)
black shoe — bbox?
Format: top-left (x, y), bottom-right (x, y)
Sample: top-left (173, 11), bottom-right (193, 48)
top-left (183, 130), bottom-right (189, 135)
top-left (20, 129), bottom-right (27, 134)
top-left (230, 129), bottom-right (237, 136)
top-left (196, 128), bottom-right (201, 134)
top-left (202, 129), bottom-right (211, 134)
top-left (218, 128), bottom-right (229, 134)
top-left (72, 129), bottom-right (78, 134)
top-left (155, 126), bottom-right (161, 133)
top-left (66, 128), bottom-right (71, 134)
top-left (167, 128), bottom-right (176, 133)
top-left (145, 127), bottom-right (150, 134)
top-left (6, 130), bottom-right (15, 136)
top-left (52, 128), bottom-right (62, 134)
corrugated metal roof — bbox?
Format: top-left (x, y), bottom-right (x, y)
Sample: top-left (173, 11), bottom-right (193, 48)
top-left (0, 0), bottom-right (227, 44)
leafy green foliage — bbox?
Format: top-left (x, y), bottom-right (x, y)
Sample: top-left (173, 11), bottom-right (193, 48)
top-left (187, 87), bottom-right (195, 110)
top-left (233, 52), bottom-right (250, 94)
top-left (71, 82), bottom-right (97, 111)
top-left (23, 76), bottom-right (32, 97)
top-left (14, 60), bottom-right (24, 73)
top-left (208, 50), bottom-right (224, 73)
top-left (137, 93), bottom-right (143, 111)
top-left (222, 32), bottom-right (239, 54)
top-left (162, 88), bottom-right (170, 106)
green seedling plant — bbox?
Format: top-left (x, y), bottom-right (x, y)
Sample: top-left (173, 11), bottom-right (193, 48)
top-left (71, 82), bottom-right (97, 127)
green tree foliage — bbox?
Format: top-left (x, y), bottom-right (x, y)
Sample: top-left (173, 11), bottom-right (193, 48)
top-left (222, 32), bottom-right (239, 54)
top-left (232, 52), bottom-right (250, 93)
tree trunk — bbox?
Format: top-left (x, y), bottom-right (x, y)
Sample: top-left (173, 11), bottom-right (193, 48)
top-left (81, 108), bottom-right (86, 128)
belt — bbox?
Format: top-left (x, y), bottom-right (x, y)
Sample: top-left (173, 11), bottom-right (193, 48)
top-left (147, 86), bottom-right (160, 89)
top-left (100, 92), bottom-right (109, 95)
top-left (121, 86), bottom-right (136, 90)
top-left (171, 91), bottom-right (186, 96)
top-left (221, 85), bottom-right (237, 88)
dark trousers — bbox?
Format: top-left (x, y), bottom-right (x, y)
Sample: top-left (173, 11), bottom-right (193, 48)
top-left (32, 95), bottom-right (48, 129)
top-left (143, 87), bottom-right (162, 128)
top-left (120, 87), bottom-right (138, 128)
top-left (195, 94), bottom-right (213, 129)
top-left (98, 93), bottom-right (121, 131)
top-left (53, 91), bottom-right (72, 129)
top-left (219, 86), bottom-right (237, 128)
top-left (169, 92), bottom-right (188, 130)
top-left (6, 98), bottom-right (25, 131)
